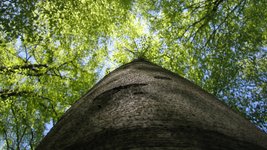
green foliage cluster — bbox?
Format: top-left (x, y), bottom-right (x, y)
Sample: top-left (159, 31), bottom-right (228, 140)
top-left (1, 0), bottom-right (266, 149)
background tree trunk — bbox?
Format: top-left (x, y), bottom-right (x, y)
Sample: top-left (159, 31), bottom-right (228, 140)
top-left (37, 59), bottom-right (267, 150)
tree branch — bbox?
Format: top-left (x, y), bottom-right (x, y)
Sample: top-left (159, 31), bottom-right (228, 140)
top-left (0, 64), bottom-right (48, 73)
top-left (0, 90), bottom-right (33, 99)
top-left (2, 127), bottom-right (11, 150)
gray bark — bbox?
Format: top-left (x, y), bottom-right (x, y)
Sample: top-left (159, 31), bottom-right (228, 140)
top-left (37, 59), bottom-right (267, 150)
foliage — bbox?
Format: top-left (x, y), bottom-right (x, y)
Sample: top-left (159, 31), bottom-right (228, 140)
top-left (0, 0), bottom-right (266, 149)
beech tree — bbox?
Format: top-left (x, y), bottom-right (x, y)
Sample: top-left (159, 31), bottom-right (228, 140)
top-left (0, 0), bottom-right (266, 149)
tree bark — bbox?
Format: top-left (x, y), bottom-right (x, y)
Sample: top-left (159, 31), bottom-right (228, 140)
top-left (37, 59), bottom-right (267, 150)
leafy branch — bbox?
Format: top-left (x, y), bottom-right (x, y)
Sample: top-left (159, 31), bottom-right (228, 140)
top-left (0, 64), bottom-right (48, 73)
top-left (0, 89), bottom-right (33, 99)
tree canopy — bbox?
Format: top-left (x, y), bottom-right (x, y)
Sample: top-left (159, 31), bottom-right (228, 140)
top-left (0, 0), bottom-right (266, 149)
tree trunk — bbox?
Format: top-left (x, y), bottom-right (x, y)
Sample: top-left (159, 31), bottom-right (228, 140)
top-left (37, 59), bottom-right (267, 150)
